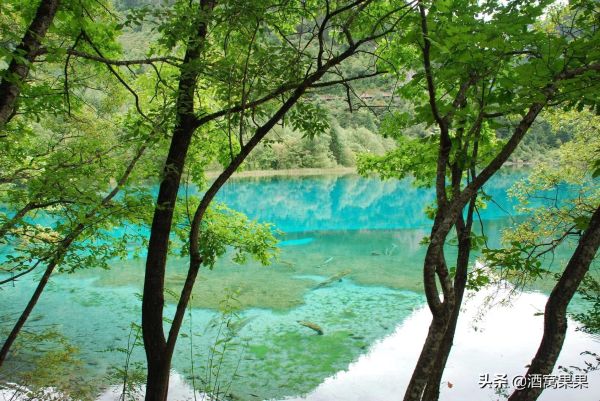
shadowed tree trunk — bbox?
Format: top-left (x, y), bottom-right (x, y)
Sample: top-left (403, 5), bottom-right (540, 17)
top-left (404, 313), bottom-right (451, 401)
top-left (0, 0), bottom-right (61, 127)
top-left (403, 208), bottom-right (457, 401)
top-left (141, 2), bottom-right (215, 400)
top-left (419, 118), bottom-right (479, 401)
top-left (507, 204), bottom-right (600, 401)
top-left (422, 197), bottom-right (476, 401)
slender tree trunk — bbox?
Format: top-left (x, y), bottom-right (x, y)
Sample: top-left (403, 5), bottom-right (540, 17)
top-left (508, 205), bottom-right (600, 401)
top-left (405, 153), bottom-right (480, 401)
top-left (142, 117), bottom-right (195, 400)
top-left (404, 223), bottom-right (468, 401)
top-left (0, 252), bottom-right (63, 365)
top-left (422, 206), bottom-right (474, 401)
top-left (421, 118), bottom-right (478, 401)
top-left (421, 293), bottom-right (462, 401)
top-left (0, 144), bottom-right (146, 367)
top-left (0, 0), bottom-right (61, 126)
top-left (404, 208), bottom-right (453, 401)
top-left (403, 315), bottom-right (449, 401)
top-left (141, 3), bottom-right (214, 400)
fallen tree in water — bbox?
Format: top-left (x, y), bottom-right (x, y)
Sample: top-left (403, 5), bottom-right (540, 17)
top-left (297, 321), bottom-right (324, 335)
top-left (314, 270), bottom-right (352, 289)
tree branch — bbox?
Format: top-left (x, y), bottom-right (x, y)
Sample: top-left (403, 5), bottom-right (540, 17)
top-left (34, 48), bottom-right (183, 67)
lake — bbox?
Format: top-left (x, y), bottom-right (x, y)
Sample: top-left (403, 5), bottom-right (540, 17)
top-left (1, 170), bottom-right (598, 401)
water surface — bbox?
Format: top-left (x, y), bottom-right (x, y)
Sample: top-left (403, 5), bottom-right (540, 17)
top-left (1, 170), bottom-right (597, 400)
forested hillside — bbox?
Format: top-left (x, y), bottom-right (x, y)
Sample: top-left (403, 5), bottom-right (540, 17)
top-left (113, 0), bottom-right (568, 171)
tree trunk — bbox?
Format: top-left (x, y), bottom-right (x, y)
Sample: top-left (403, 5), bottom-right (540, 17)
top-left (404, 203), bottom-right (457, 401)
top-left (141, 3), bottom-right (214, 401)
top-left (0, 0), bottom-right (61, 126)
top-left (403, 316), bottom-right (449, 401)
top-left (421, 295), bottom-right (461, 401)
top-left (422, 208), bottom-right (474, 401)
top-left (0, 256), bottom-right (59, 365)
top-left (141, 116), bottom-right (195, 401)
top-left (145, 357), bottom-right (172, 401)
top-left (404, 219), bottom-right (471, 401)
top-left (508, 205), bottom-right (600, 401)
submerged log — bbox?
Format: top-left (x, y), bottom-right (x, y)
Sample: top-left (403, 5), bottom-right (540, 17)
top-left (314, 269), bottom-right (352, 289)
top-left (315, 256), bottom-right (334, 268)
top-left (298, 320), bottom-right (324, 335)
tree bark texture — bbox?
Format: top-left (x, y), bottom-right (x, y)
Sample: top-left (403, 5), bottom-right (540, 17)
top-left (422, 206), bottom-right (475, 401)
top-left (0, 0), bottom-right (61, 126)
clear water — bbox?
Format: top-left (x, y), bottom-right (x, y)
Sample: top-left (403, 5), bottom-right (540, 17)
top-left (0, 170), bottom-right (597, 400)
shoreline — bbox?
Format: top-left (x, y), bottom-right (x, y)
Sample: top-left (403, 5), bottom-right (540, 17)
top-left (205, 162), bottom-right (532, 179)
top-left (205, 166), bottom-right (358, 178)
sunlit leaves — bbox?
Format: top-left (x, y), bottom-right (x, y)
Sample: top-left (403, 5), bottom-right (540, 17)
top-left (464, 264), bottom-right (491, 291)
top-left (494, 108), bottom-right (599, 307)
top-left (357, 134), bottom-right (437, 185)
top-left (288, 102), bottom-right (330, 140)
top-left (173, 202), bottom-right (278, 269)
top-left (0, 108), bottom-right (159, 277)
top-left (482, 245), bottom-right (549, 286)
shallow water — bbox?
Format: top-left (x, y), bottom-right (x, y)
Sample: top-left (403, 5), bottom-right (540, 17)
top-left (283, 287), bottom-right (600, 401)
top-left (1, 170), bottom-right (597, 400)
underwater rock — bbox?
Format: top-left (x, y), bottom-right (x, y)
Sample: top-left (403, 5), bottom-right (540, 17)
top-left (314, 270), bottom-right (351, 289)
top-left (297, 320), bottom-right (324, 335)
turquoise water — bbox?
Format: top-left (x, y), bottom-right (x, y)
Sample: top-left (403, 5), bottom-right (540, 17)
top-left (0, 170), bottom-right (593, 400)
top-left (214, 171), bottom-right (524, 232)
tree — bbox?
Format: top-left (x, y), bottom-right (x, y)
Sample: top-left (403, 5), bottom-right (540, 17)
top-left (135, 1), bottom-right (414, 399)
top-left (0, 0), bottom-right (191, 367)
top-left (359, 1), bottom-right (600, 400)
top-left (0, 0), bottom-right (61, 127)
top-left (481, 108), bottom-right (600, 401)
top-left (0, 110), bottom-right (161, 366)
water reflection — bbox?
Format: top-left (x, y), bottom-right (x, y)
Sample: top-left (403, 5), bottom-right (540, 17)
top-left (215, 170), bottom-right (525, 233)
top-left (282, 288), bottom-right (600, 401)
top-left (2, 169), bottom-right (595, 401)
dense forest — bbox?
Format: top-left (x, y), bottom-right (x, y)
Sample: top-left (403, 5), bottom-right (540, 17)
top-left (0, 1), bottom-right (599, 401)
top-left (106, 0), bottom-right (573, 171)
